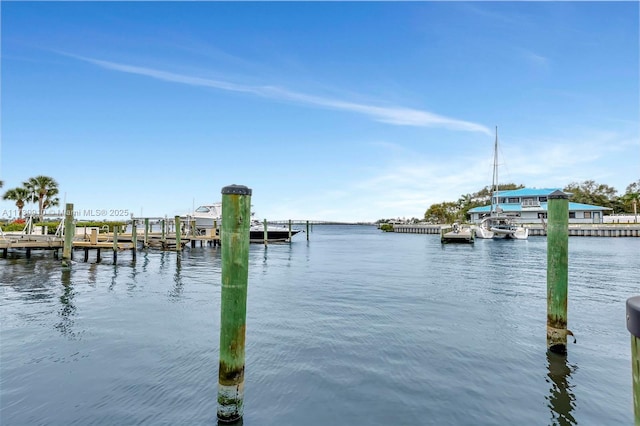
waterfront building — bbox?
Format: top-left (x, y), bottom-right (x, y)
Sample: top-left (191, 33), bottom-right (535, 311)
top-left (467, 188), bottom-right (612, 224)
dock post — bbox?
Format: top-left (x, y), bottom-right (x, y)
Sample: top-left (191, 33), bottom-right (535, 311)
top-left (626, 296), bottom-right (640, 423)
top-left (263, 219), bottom-right (268, 247)
top-left (131, 220), bottom-right (137, 261)
top-left (306, 220), bottom-right (309, 241)
top-left (191, 220), bottom-right (197, 248)
top-left (214, 220), bottom-right (218, 246)
top-left (547, 190), bottom-right (570, 353)
top-left (161, 219), bottom-right (166, 244)
top-left (113, 225), bottom-right (119, 262)
top-left (217, 184), bottom-right (252, 424)
top-left (144, 218), bottom-right (149, 248)
top-left (288, 219), bottom-right (292, 241)
top-left (62, 203), bottom-right (75, 266)
top-left (174, 216), bottom-right (181, 251)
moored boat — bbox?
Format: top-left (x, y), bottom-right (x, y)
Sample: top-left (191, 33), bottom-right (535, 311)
top-left (473, 127), bottom-right (529, 241)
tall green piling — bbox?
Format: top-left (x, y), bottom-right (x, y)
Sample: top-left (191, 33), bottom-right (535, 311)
top-left (306, 220), bottom-right (309, 241)
top-left (547, 190), bottom-right (570, 353)
top-left (627, 296), bottom-right (640, 423)
top-left (263, 218), bottom-right (268, 246)
top-left (131, 220), bottom-right (137, 260)
top-left (112, 225), bottom-right (119, 262)
top-left (144, 218), bottom-right (149, 248)
top-left (174, 216), bottom-right (181, 251)
top-left (62, 203), bottom-right (75, 266)
top-left (217, 184), bottom-right (252, 423)
top-left (161, 219), bottom-right (166, 243)
top-left (288, 219), bottom-right (292, 241)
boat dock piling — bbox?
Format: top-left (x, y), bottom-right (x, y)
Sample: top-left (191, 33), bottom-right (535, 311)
top-left (174, 216), bottom-right (181, 252)
top-left (263, 219), bottom-right (268, 246)
top-left (62, 203), bottom-right (74, 266)
top-left (217, 184), bottom-right (252, 424)
top-left (547, 191), bottom-right (572, 354)
top-left (626, 296), bottom-right (640, 423)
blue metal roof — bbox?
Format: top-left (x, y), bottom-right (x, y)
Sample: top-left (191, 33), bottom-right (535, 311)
top-left (495, 188), bottom-right (560, 197)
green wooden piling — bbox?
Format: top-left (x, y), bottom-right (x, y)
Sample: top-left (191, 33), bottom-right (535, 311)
top-left (62, 203), bottom-right (75, 266)
top-left (306, 220), bottom-right (309, 241)
top-left (547, 190), bottom-right (570, 353)
top-left (627, 296), bottom-right (640, 424)
top-left (144, 218), bottom-right (149, 248)
top-left (288, 219), bottom-right (292, 241)
top-left (174, 216), bottom-right (181, 251)
top-left (161, 219), bottom-right (166, 243)
top-left (113, 225), bottom-right (119, 262)
top-left (131, 220), bottom-right (137, 260)
top-left (263, 218), bottom-right (268, 246)
top-left (217, 184), bottom-right (252, 423)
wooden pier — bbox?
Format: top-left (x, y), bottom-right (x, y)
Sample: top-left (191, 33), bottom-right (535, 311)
top-left (0, 227), bottom-right (220, 261)
top-left (440, 224), bottom-right (475, 244)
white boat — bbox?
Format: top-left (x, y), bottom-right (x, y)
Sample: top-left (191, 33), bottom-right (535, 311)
top-left (474, 127), bottom-right (529, 240)
top-left (184, 203), bottom-right (301, 242)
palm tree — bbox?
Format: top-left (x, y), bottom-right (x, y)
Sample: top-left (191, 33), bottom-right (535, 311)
top-left (24, 175), bottom-right (59, 221)
top-left (3, 187), bottom-right (31, 219)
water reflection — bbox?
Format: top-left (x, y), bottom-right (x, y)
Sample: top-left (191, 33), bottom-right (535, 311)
top-left (55, 269), bottom-right (78, 339)
top-left (546, 350), bottom-right (577, 425)
top-left (109, 265), bottom-right (119, 291)
top-left (169, 254), bottom-right (183, 300)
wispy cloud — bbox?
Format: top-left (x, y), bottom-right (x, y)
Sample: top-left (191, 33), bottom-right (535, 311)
top-left (68, 54), bottom-right (491, 135)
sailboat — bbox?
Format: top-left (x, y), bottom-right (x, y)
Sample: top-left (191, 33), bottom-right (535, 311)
top-left (474, 127), bottom-right (529, 240)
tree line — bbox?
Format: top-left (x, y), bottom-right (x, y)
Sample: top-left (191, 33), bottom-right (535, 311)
top-left (1, 176), bottom-right (60, 221)
top-left (423, 179), bottom-right (640, 224)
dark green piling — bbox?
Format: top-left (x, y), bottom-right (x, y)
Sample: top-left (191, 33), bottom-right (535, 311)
top-left (627, 296), bottom-right (640, 423)
top-left (131, 220), bottom-right (137, 260)
top-left (288, 219), bottom-right (292, 241)
top-left (161, 219), bottom-right (166, 244)
top-left (174, 216), bottom-right (181, 251)
top-left (547, 190), bottom-right (571, 353)
top-left (263, 218), bottom-right (268, 246)
top-left (217, 184), bottom-right (252, 423)
top-left (144, 218), bottom-right (149, 248)
top-left (306, 220), bottom-right (309, 241)
top-left (113, 225), bottom-right (119, 262)
top-left (62, 203), bottom-right (75, 266)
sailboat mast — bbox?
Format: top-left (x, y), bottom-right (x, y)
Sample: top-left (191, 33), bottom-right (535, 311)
top-left (491, 126), bottom-right (499, 215)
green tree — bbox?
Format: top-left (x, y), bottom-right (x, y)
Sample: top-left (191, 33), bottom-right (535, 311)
top-left (622, 180), bottom-right (640, 222)
top-left (3, 187), bottom-right (31, 219)
top-left (564, 180), bottom-right (618, 209)
top-left (24, 175), bottom-right (59, 221)
top-left (424, 201), bottom-right (459, 224)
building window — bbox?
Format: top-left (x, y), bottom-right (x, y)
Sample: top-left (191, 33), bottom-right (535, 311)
top-left (584, 212), bottom-right (592, 219)
top-left (569, 212), bottom-right (576, 219)
top-left (539, 197), bottom-right (547, 202)
top-left (508, 197), bottom-right (519, 203)
top-left (538, 213), bottom-right (547, 219)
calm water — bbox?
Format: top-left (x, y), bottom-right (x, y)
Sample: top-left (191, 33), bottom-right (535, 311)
top-left (1, 225), bottom-right (637, 425)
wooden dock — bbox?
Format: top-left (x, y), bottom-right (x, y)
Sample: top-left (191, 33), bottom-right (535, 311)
top-left (440, 224), bottom-right (475, 244)
top-left (0, 228), bottom-right (220, 261)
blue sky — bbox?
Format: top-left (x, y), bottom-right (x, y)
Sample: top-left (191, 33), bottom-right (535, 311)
top-left (1, 2), bottom-right (638, 222)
